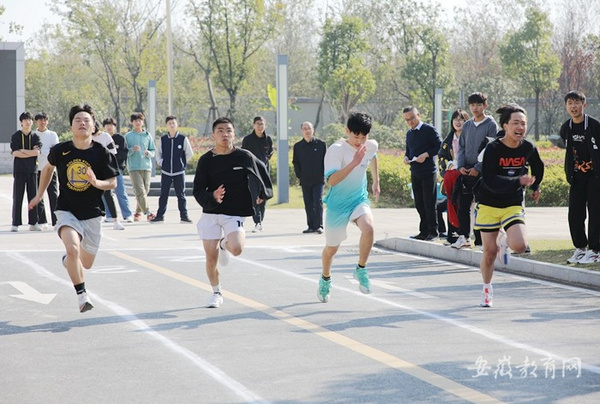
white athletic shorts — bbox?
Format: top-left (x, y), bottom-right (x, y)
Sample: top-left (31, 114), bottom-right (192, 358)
top-left (325, 203), bottom-right (372, 247)
top-left (197, 213), bottom-right (245, 240)
top-left (55, 210), bottom-right (103, 255)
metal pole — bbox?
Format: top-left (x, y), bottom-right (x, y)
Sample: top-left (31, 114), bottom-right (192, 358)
top-left (165, 0), bottom-right (174, 115)
top-left (434, 88), bottom-right (443, 135)
top-left (276, 55), bottom-right (289, 204)
top-left (148, 80), bottom-right (157, 176)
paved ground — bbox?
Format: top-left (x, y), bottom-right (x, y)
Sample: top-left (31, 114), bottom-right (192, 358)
top-left (1, 175), bottom-right (599, 403)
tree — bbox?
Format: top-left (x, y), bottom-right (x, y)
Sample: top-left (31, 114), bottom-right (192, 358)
top-left (318, 15), bottom-right (375, 124)
top-left (57, 0), bottom-right (165, 126)
top-left (188, 0), bottom-right (284, 121)
top-left (500, 6), bottom-right (560, 140)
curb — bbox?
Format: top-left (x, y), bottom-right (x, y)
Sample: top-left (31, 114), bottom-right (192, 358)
top-left (375, 237), bottom-right (600, 291)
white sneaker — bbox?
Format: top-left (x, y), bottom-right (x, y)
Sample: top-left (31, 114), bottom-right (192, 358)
top-left (10, 226), bottom-right (18, 232)
top-left (252, 223), bottom-right (263, 233)
top-left (451, 235), bottom-right (471, 249)
top-left (217, 238), bottom-right (229, 267)
top-left (480, 285), bottom-right (493, 308)
top-left (496, 229), bottom-right (509, 267)
top-left (124, 216), bottom-right (134, 223)
top-left (206, 292), bottom-right (223, 308)
top-left (104, 217), bottom-right (115, 223)
top-left (567, 248), bottom-right (587, 264)
top-left (113, 221), bottom-right (125, 230)
top-left (78, 292), bottom-right (94, 313)
top-left (29, 224), bottom-right (43, 231)
top-left (578, 249), bottom-right (600, 264)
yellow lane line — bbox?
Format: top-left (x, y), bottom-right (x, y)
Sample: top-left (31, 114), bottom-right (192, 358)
top-left (109, 251), bottom-right (503, 404)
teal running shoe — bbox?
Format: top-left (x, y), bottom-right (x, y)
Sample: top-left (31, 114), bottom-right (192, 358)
top-left (353, 267), bottom-right (371, 294)
top-left (317, 277), bottom-right (331, 303)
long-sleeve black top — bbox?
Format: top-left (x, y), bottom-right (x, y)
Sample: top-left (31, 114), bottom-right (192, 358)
top-left (292, 137), bottom-right (327, 186)
top-left (242, 131), bottom-right (273, 169)
top-left (10, 130), bottom-right (42, 173)
top-left (477, 138), bottom-right (544, 208)
top-left (193, 148), bottom-right (273, 217)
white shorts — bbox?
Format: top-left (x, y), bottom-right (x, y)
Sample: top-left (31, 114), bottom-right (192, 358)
top-left (197, 213), bottom-right (245, 240)
top-left (325, 203), bottom-right (372, 246)
top-left (55, 210), bottom-right (102, 255)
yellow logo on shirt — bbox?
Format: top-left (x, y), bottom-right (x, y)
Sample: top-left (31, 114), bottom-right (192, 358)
top-left (66, 159), bottom-right (91, 192)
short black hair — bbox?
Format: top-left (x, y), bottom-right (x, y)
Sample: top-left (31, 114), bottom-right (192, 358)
top-left (253, 116), bottom-right (265, 123)
top-left (19, 111), bottom-right (33, 122)
top-left (402, 106), bottom-right (418, 114)
top-left (102, 117), bottom-right (117, 126)
top-left (68, 104), bottom-right (95, 125)
top-left (35, 112), bottom-right (48, 121)
top-left (564, 91), bottom-right (586, 104)
top-left (496, 104), bottom-right (526, 127)
top-left (468, 92), bottom-right (487, 104)
top-left (165, 115), bottom-right (177, 124)
top-left (213, 117), bottom-right (235, 132)
top-left (450, 109), bottom-right (469, 134)
top-left (346, 112), bottom-right (372, 136)
top-left (130, 112), bottom-right (145, 122)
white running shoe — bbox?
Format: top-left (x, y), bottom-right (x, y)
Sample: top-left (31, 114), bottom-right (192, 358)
top-left (113, 221), bottom-right (125, 230)
top-left (496, 229), bottom-right (509, 267)
top-left (29, 224), bottom-right (43, 231)
top-left (578, 249), bottom-right (600, 264)
top-left (451, 235), bottom-right (471, 249)
top-left (124, 216), bottom-right (134, 223)
top-left (78, 292), bottom-right (94, 313)
top-left (480, 285), bottom-right (493, 308)
top-left (217, 238), bottom-right (229, 267)
top-left (206, 292), bottom-right (223, 308)
top-left (10, 226), bottom-right (18, 232)
top-left (252, 223), bottom-right (263, 233)
top-left (567, 248), bottom-right (587, 264)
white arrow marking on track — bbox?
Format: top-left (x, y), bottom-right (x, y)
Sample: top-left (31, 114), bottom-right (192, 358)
top-left (1, 281), bottom-right (56, 304)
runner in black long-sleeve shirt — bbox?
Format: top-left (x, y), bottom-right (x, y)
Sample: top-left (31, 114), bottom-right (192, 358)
top-left (473, 104), bottom-right (544, 308)
top-left (193, 117), bottom-right (273, 308)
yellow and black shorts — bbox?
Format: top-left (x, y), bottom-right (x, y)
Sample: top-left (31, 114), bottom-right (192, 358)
top-left (473, 204), bottom-right (525, 232)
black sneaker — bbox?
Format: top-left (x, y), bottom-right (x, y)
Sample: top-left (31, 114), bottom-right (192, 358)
top-left (180, 217), bottom-right (192, 223)
top-left (150, 216), bottom-right (164, 223)
top-left (302, 228), bottom-right (316, 234)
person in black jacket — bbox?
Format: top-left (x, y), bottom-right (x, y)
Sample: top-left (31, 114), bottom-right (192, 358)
top-left (194, 117), bottom-right (273, 308)
top-left (293, 121), bottom-right (327, 234)
top-left (559, 91), bottom-right (600, 264)
top-left (241, 116), bottom-right (273, 232)
top-left (10, 111), bottom-right (42, 232)
top-left (403, 106), bottom-right (443, 241)
top-left (103, 117), bottom-right (133, 222)
top-left (473, 104), bottom-right (544, 308)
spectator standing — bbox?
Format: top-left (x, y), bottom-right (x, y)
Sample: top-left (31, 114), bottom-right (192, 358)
top-left (438, 109), bottom-right (470, 244)
top-left (92, 121), bottom-right (125, 231)
top-left (559, 91), bottom-right (600, 264)
top-left (151, 116), bottom-right (193, 223)
top-left (453, 92), bottom-right (499, 249)
top-left (292, 121), bottom-right (327, 234)
top-left (10, 112), bottom-right (41, 232)
top-left (242, 116), bottom-right (273, 232)
top-left (403, 106), bottom-right (443, 241)
top-left (34, 112), bottom-right (59, 228)
top-left (103, 117), bottom-right (133, 223)
top-left (125, 112), bottom-right (156, 222)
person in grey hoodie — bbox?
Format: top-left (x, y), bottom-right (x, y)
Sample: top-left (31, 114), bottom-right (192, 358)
top-left (452, 92), bottom-right (499, 249)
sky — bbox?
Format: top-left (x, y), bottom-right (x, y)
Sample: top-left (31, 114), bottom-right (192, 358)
top-left (0, 0), bottom-right (470, 43)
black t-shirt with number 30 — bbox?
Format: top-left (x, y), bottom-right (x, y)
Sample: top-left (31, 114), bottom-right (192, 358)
top-left (48, 141), bottom-right (119, 220)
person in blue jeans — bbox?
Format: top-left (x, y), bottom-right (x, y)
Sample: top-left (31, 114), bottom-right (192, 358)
top-left (151, 115), bottom-right (194, 223)
top-left (103, 117), bottom-right (133, 222)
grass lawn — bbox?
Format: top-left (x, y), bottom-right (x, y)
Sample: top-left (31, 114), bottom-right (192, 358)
top-left (518, 239), bottom-right (600, 271)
